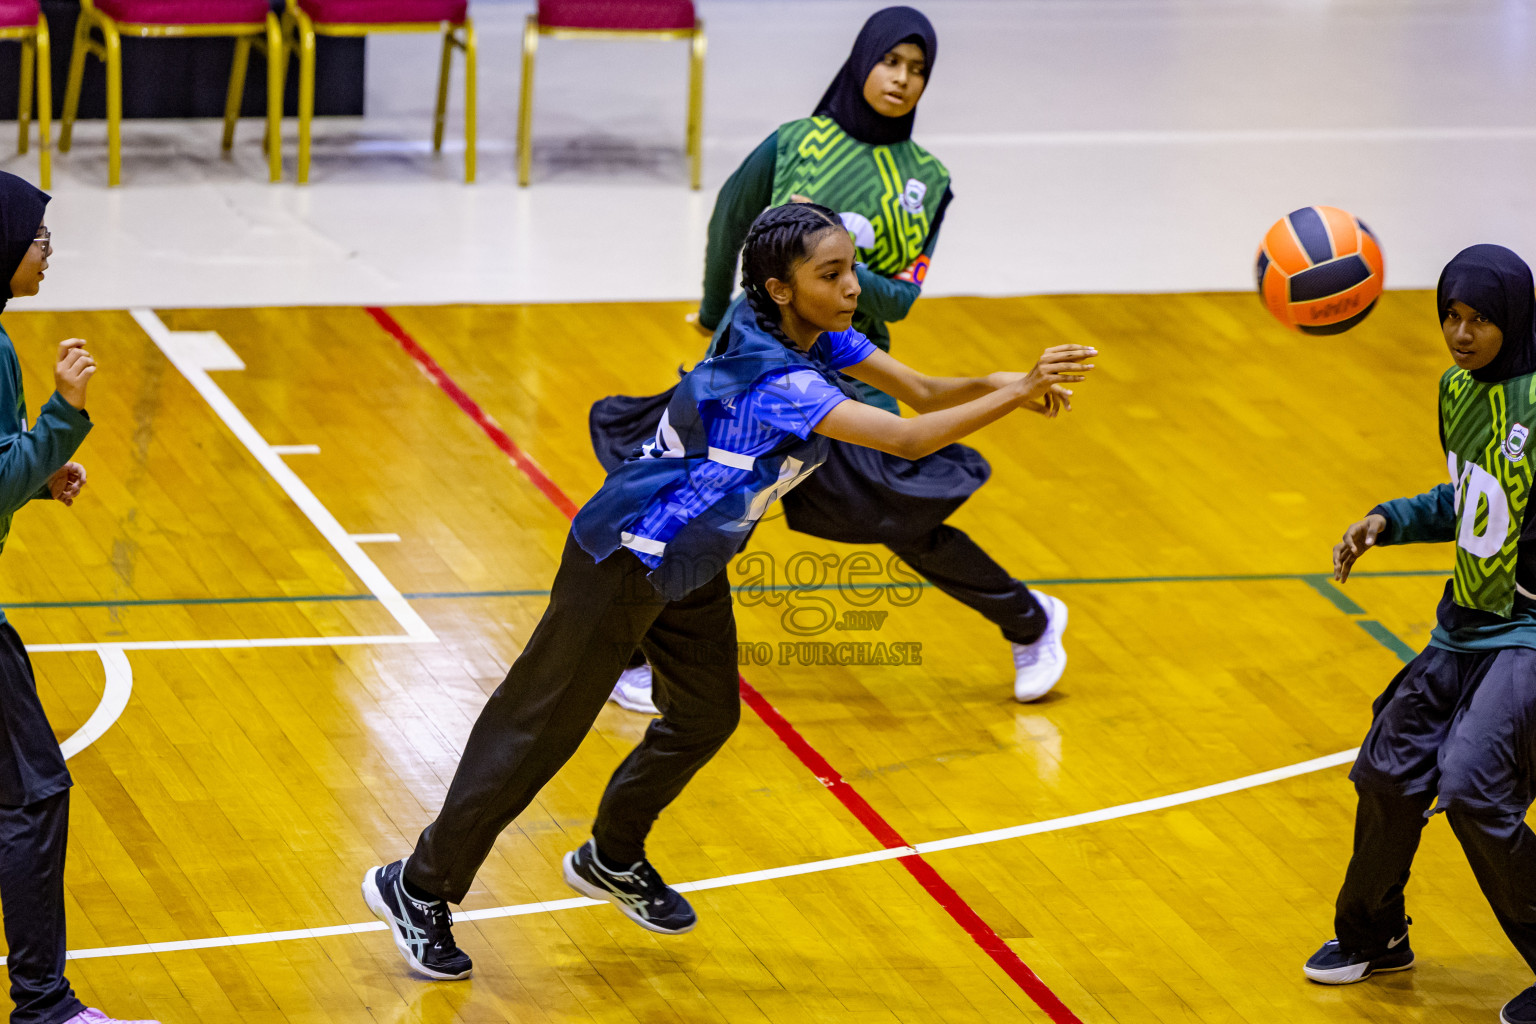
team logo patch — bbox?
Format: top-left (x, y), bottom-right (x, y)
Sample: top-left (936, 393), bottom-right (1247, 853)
top-left (895, 255), bottom-right (930, 286)
top-left (1505, 422), bottom-right (1530, 463)
top-left (900, 178), bottom-right (927, 214)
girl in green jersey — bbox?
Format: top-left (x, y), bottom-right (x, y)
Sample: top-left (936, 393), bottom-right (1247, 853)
top-left (606, 7), bottom-right (1073, 712)
top-left (1306, 246), bottom-right (1536, 1024)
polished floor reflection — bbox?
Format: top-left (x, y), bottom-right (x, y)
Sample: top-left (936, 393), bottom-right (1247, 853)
top-left (0, 291), bottom-right (1510, 1023)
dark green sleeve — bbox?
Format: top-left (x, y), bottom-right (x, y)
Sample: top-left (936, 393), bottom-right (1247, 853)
top-left (700, 132), bottom-right (778, 330)
top-left (853, 266), bottom-right (921, 324)
top-left (1371, 484), bottom-right (1456, 545)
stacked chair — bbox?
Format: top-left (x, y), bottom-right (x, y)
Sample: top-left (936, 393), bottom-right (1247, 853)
top-left (518, 0), bottom-right (704, 188)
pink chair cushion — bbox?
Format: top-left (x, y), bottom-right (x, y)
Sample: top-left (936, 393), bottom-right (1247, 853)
top-left (0, 0), bottom-right (38, 29)
top-left (94, 0), bottom-right (269, 24)
top-left (297, 0), bottom-right (467, 22)
top-left (538, 0), bottom-right (696, 31)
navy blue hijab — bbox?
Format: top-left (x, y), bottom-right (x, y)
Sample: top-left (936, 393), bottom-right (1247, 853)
top-left (0, 172), bottom-right (47, 314)
top-left (814, 6), bottom-right (937, 146)
top-left (1438, 244), bottom-right (1536, 384)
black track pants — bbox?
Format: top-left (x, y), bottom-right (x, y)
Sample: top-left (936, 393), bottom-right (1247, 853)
top-left (407, 533), bottom-right (740, 903)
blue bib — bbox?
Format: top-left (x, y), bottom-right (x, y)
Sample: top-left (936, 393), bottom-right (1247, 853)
top-left (573, 304), bottom-right (855, 599)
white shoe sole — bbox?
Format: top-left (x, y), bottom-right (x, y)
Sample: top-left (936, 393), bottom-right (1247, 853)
top-left (609, 688), bottom-right (659, 714)
top-left (1014, 596), bottom-right (1068, 702)
top-left (1302, 954), bottom-right (1413, 985)
top-left (562, 851), bottom-right (696, 935)
top-left (362, 865), bottom-right (473, 981)
top-left (609, 666), bottom-right (659, 715)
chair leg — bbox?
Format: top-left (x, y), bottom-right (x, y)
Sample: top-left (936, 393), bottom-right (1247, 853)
top-left (264, 13), bottom-right (281, 182)
top-left (295, 9), bottom-right (315, 184)
top-left (432, 25), bottom-right (451, 153)
top-left (461, 19), bottom-right (475, 183)
top-left (35, 18), bottom-right (50, 189)
top-left (102, 18), bottom-right (121, 186)
top-left (516, 14), bottom-right (536, 186)
top-left (687, 22), bottom-right (704, 191)
top-left (18, 37), bottom-right (32, 156)
top-left (275, 9), bottom-right (294, 159)
top-left (59, 12), bottom-right (90, 152)
top-left (222, 35), bottom-right (253, 153)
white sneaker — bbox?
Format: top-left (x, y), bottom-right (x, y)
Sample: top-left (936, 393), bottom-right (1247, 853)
top-left (609, 662), bottom-right (659, 715)
top-left (1012, 592), bottom-right (1068, 702)
top-left (61, 1010), bottom-right (161, 1024)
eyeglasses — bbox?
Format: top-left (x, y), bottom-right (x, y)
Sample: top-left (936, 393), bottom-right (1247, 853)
top-left (32, 228), bottom-right (49, 259)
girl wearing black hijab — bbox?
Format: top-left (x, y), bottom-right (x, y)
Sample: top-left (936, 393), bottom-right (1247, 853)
top-left (1306, 244), bottom-right (1536, 1022)
top-left (0, 172), bottom-right (144, 1024)
top-left (603, 5), bottom-right (1073, 713)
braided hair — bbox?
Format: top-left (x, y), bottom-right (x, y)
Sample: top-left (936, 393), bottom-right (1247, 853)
top-left (740, 202), bottom-right (844, 349)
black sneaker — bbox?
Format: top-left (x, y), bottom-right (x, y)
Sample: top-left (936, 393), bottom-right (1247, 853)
top-left (362, 860), bottom-right (473, 980)
top-left (1303, 922), bottom-right (1413, 984)
top-left (562, 839), bottom-right (697, 935)
top-left (1503, 984), bottom-right (1536, 1024)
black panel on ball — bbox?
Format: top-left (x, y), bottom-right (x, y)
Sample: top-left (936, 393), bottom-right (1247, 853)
top-left (1298, 299), bottom-right (1379, 336)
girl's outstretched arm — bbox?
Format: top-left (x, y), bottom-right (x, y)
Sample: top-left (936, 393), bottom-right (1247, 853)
top-left (815, 347), bottom-right (1094, 460)
top-left (841, 345), bottom-right (1096, 414)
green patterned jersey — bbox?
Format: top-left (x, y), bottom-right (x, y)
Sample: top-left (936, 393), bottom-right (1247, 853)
top-left (1440, 366), bottom-right (1536, 616)
top-left (772, 116), bottom-right (951, 280)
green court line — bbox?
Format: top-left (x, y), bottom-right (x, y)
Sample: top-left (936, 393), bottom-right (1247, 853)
top-left (11, 567), bottom-right (1428, 668)
top-left (0, 569), bottom-right (1449, 613)
top-left (1, 594), bottom-right (380, 611)
top-left (1355, 620), bottom-right (1418, 664)
top-left (1300, 574), bottom-right (1367, 615)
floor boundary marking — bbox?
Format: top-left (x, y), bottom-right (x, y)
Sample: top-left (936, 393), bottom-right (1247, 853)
top-left (7, 306), bottom-right (1419, 1014)
top-left (18, 745), bottom-right (1358, 967)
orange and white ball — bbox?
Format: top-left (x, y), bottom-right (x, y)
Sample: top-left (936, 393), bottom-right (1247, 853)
top-left (1255, 206), bottom-right (1384, 334)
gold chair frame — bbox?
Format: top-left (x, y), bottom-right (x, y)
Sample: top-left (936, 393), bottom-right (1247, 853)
top-left (59, 0), bottom-right (282, 186)
top-left (281, 0), bottom-right (475, 184)
top-left (517, 14), bottom-right (704, 189)
top-left (0, 14), bottom-right (51, 189)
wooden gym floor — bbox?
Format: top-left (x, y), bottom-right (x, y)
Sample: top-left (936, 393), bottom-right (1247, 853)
top-left (0, 291), bottom-right (1514, 1023)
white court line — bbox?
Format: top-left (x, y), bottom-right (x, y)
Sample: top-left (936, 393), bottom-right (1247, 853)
top-left (130, 309), bottom-right (434, 645)
top-left (28, 635), bottom-right (426, 655)
top-left (349, 533), bottom-right (402, 544)
top-left (18, 745), bottom-right (1358, 966)
top-left (56, 648), bottom-right (132, 761)
top-left (717, 126), bottom-right (1536, 149)
top-left (333, 126), bottom-right (1536, 160)
top-left (21, 315), bottom-right (444, 762)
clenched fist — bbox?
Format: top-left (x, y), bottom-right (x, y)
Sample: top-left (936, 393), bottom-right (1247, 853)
top-left (54, 339), bottom-right (94, 410)
top-left (47, 462), bottom-right (86, 506)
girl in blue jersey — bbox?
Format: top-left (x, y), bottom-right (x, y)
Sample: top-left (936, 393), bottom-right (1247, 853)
top-left (607, 7), bottom-right (1072, 716)
top-left (363, 202), bottom-right (1095, 981)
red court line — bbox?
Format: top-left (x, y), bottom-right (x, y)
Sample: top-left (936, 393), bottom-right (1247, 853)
top-left (368, 305), bottom-right (1083, 1024)
top-left (365, 307), bottom-right (579, 521)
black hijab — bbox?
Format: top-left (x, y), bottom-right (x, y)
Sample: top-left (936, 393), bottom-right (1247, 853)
top-left (1438, 244), bottom-right (1536, 384)
top-left (814, 6), bottom-right (937, 146)
top-left (0, 172), bottom-right (47, 315)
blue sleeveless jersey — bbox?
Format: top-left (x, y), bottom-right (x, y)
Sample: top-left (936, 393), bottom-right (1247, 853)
top-left (572, 302), bottom-right (875, 599)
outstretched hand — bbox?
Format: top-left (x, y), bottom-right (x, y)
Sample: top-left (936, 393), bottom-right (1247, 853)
top-left (999, 346), bottom-right (1096, 415)
top-left (1031, 384), bottom-right (1075, 418)
top-left (1333, 513), bottom-right (1387, 583)
top-left (47, 462), bottom-right (86, 506)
